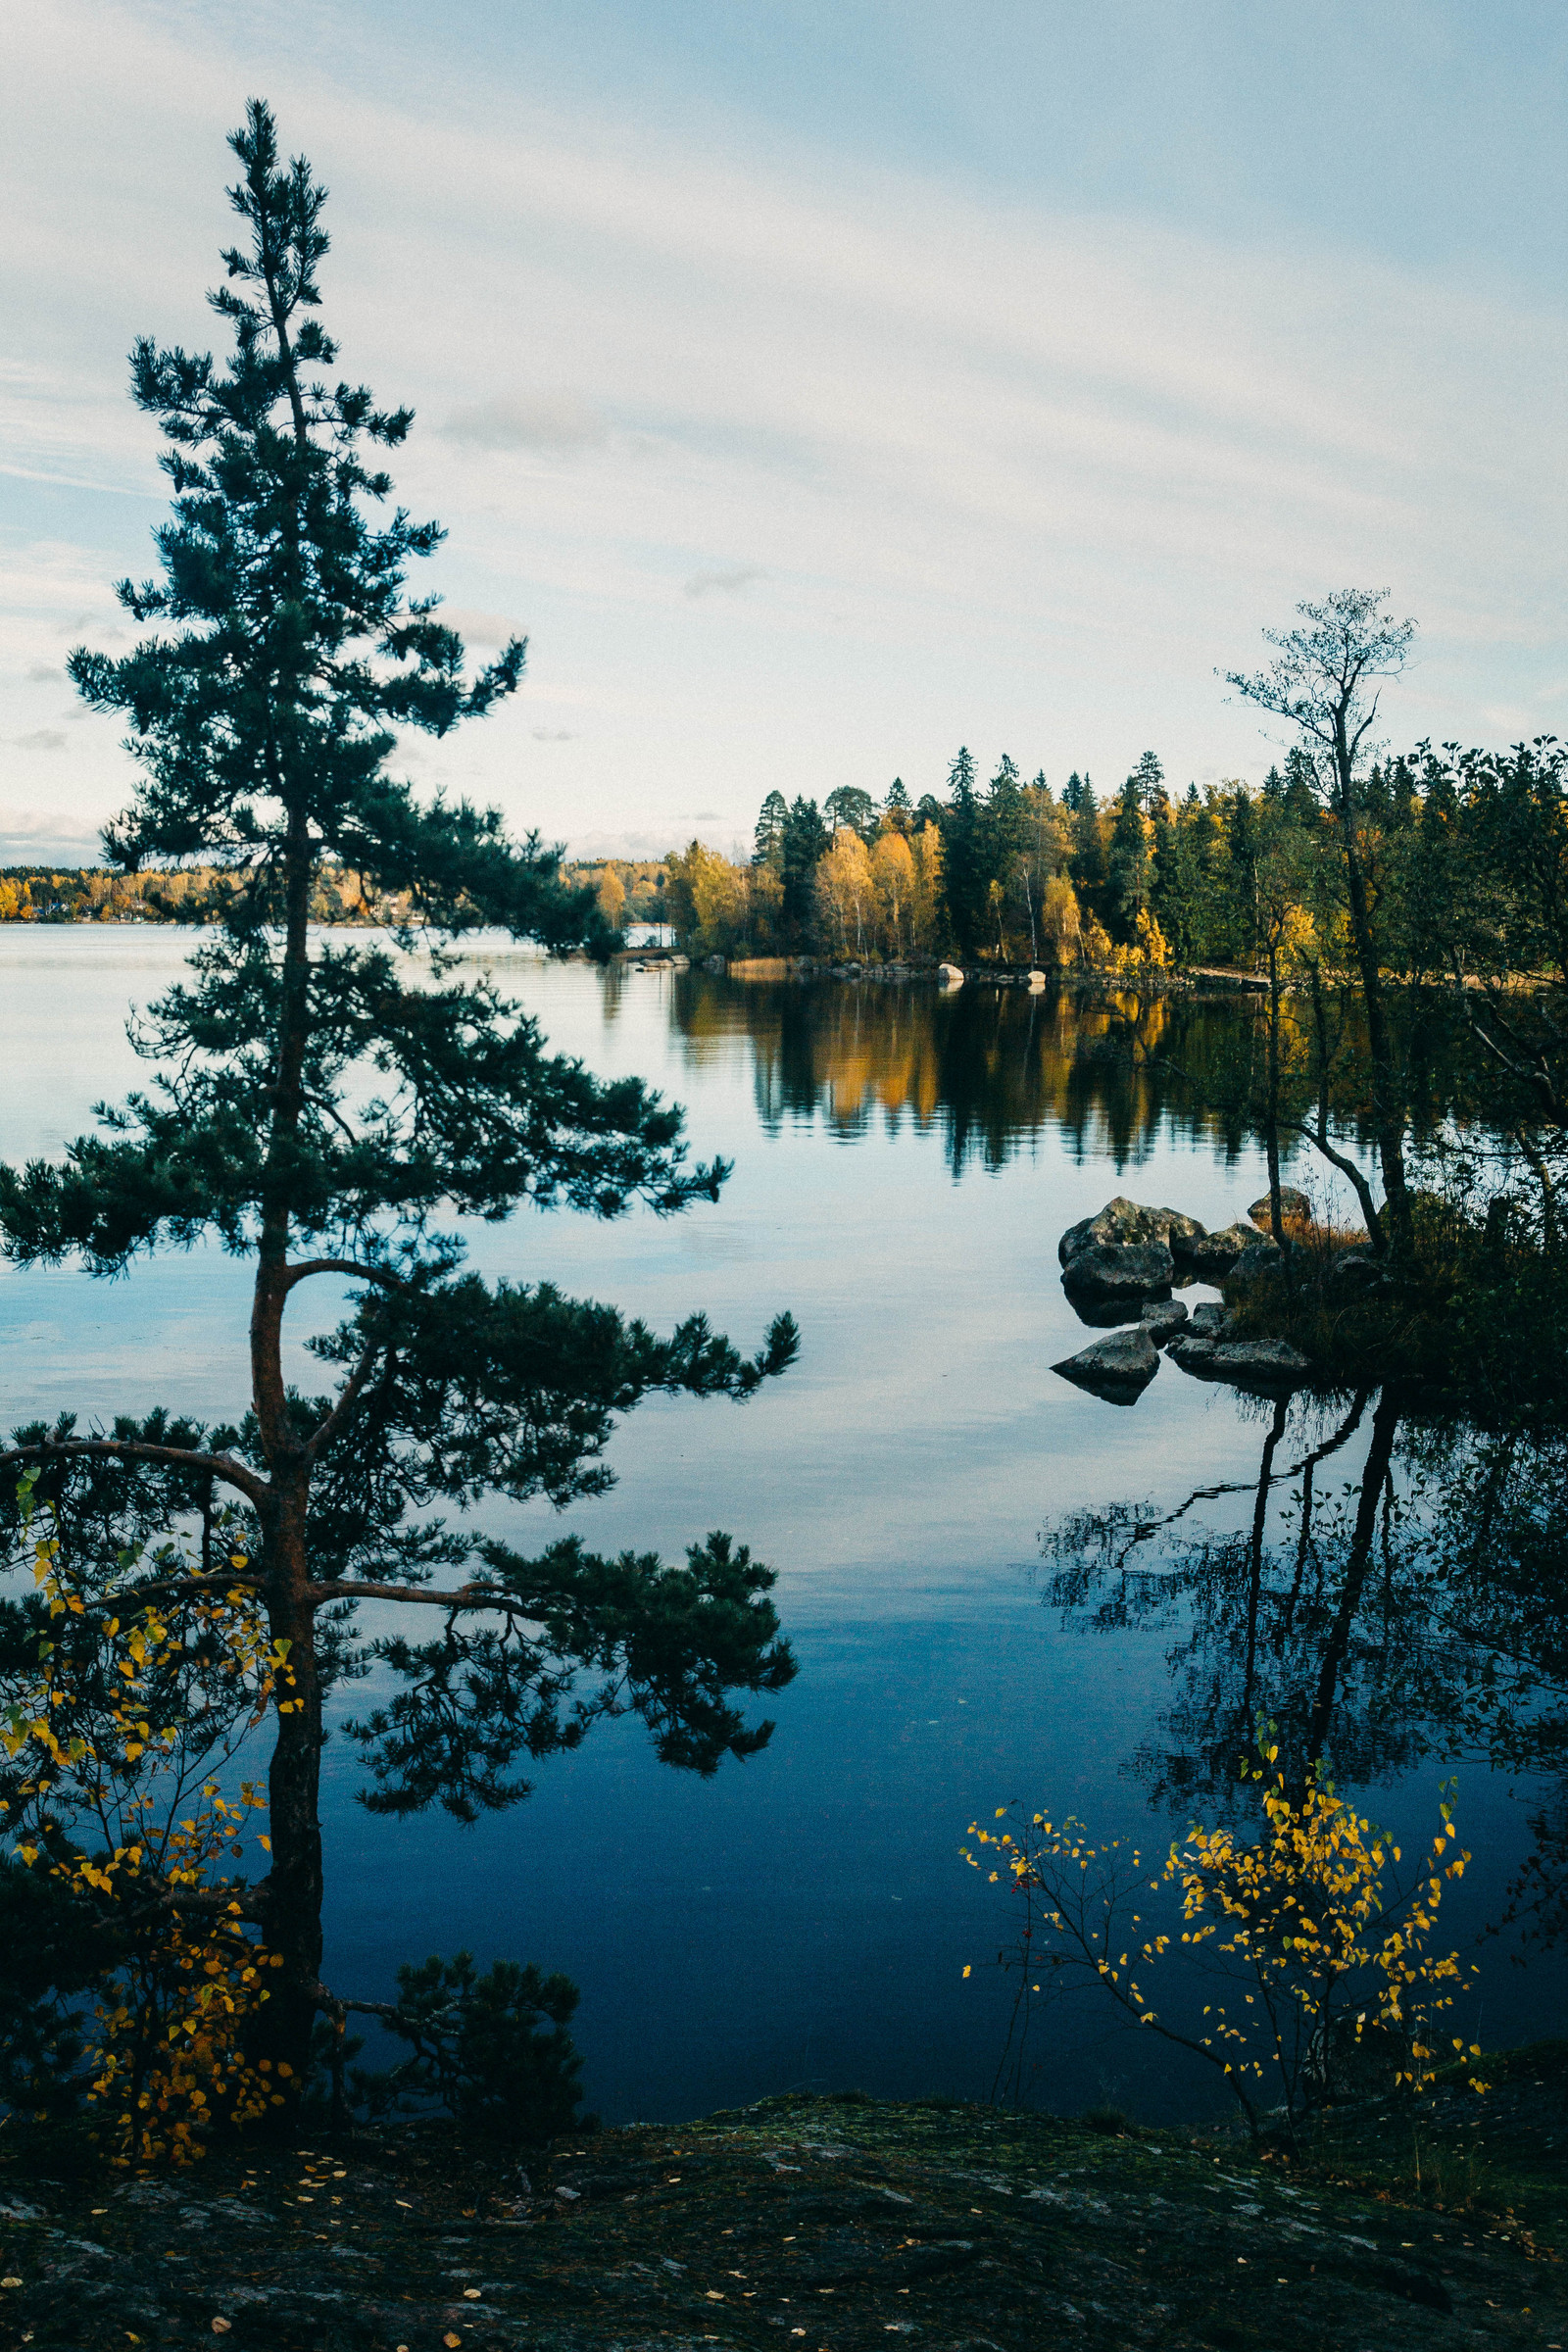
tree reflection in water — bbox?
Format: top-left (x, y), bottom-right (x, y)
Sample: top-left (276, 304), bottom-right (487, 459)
top-left (1040, 1388), bottom-right (1568, 1949)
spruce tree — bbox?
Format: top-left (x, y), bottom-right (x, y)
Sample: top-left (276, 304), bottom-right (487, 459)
top-left (780, 796), bottom-right (830, 937)
top-left (1106, 773), bottom-right (1152, 942)
top-left (753, 790), bottom-right (789, 871)
top-left (0, 103), bottom-right (798, 2085)
top-left (1068, 775), bottom-right (1103, 916)
top-left (937, 747), bottom-right (984, 953)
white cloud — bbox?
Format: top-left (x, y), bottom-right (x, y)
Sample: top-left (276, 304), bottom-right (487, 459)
top-left (0, 0), bottom-right (1562, 860)
top-left (440, 392), bottom-right (609, 453)
top-left (438, 607), bottom-right (527, 646)
top-left (13, 728), bottom-right (67, 752)
top-left (684, 565), bottom-right (766, 600)
top-left (0, 803), bottom-right (102, 857)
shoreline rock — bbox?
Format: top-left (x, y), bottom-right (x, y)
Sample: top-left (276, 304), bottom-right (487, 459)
top-left (1168, 1334), bottom-right (1311, 1391)
top-left (1053, 1325), bottom-right (1160, 1403)
top-left (1060, 1240), bottom-right (1174, 1309)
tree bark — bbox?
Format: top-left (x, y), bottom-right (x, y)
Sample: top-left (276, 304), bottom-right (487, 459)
top-left (1331, 722), bottom-right (1412, 1253)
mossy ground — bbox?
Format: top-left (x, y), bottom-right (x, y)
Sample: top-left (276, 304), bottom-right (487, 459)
top-left (0, 2061), bottom-right (1563, 2351)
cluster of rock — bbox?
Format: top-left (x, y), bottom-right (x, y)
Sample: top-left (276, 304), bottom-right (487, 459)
top-left (1052, 1195), bottom-right (1311, 1404)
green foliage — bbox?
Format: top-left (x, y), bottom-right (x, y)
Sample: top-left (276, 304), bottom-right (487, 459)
top-left (359, 1951), bottom-right (585, 2143)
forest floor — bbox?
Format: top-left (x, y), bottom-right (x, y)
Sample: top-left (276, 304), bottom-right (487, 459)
top-left (0, 2056), bottom-right (1565, 2352)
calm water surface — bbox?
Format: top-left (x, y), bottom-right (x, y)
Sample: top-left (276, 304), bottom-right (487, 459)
top-left (1, 930), bottom-right (1562, 2121)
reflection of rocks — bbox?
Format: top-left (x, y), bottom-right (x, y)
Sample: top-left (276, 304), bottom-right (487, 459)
top-left (1060, 1241), bottom-right (1173, 1309)
top-left (1059, 1197), bottom-right (1204, 1265)
top-left (1053, 1325), bottom-right (1159, 1403)
top-left (1249, 1187), bottom-right (1311, 1230)
top-left (1168, 1334), bottom-right (1310, 1391)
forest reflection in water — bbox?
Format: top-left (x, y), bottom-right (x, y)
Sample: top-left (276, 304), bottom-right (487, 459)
top-left (617, 966), bottom-right (1429, 1176)
top-left (1042, 1387), bottom-right (1568, 1953)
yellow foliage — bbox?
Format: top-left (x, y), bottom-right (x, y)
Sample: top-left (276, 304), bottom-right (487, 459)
top-left (815, 827), bottom-right (874, 957)
top-left (4, 1479), bottom-right (289, 2162)
top-left (1039, 875), bottom-right (1081, 964)
top-left (963, 1754), bottom-right (1483, 2136)
top-left (869, 831), bottom-right (916, 956)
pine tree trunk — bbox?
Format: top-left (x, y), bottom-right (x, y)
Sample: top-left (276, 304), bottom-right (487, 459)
top-left (262, 1468), bottom-right (324, 2083)
top-left (250, 795), bottom-right (325, 2085)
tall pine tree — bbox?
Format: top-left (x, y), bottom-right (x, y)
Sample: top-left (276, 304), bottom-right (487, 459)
top-left (0, 103), bottom-right (797, 2087)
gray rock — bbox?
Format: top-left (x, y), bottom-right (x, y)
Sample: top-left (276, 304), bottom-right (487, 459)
top-left (1249, 1187), bottom-right (1311, 1230)
top-left (1171, 1219), bottom-right (1259, 1276)
top-left (1060, 1240), bottom-right (1174, 1307)
top-left (1186, 1302), bottom-right (1230, 1338)
top-left (1330, 1250), bottom-right (1387, 1297)
top-left (1139, 1298), bottom-right (1189, 1343)
top-left (1169, 1336), bottom-right (1311, 1391)
top-left (1059, 1197), bottom-right (1206, 1266)
top-left (1052, 1326), bottom-right (1160, 1403)
top-left (1231, 1239), bottom-right (1286, 1282)
top-left (938, 961), bottom-right (964, 986)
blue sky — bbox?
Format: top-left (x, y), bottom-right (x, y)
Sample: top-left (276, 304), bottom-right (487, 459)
top-left (3, 1), bottom-right (1564, 859)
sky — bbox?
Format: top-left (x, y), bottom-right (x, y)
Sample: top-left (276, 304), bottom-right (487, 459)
top-left (3, 0), bottom-right (1565, 862)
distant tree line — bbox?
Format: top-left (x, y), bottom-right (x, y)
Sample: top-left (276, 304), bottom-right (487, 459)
top-left (0, 863), bottom-right (412, 924)
top-left (657, 733), bottom-right (1568, 1000)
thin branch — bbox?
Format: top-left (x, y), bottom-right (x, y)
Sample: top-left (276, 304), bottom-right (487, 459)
top-left (310, 1577), bottom-right (533, 1614)
top-left (303, 1322), bottom-right (389, 1463)
top-left (72, 1569), bottom-right (267, 1609)
top-left (0, 1438), bottom-right (269, 1507)
top-left (1275, 1119), bottom-right (1386, 1254)
top-left (281, 1258), bottom-right (410, 1295)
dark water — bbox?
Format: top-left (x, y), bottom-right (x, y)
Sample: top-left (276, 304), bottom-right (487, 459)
top-left (2, 932), bottom-right (1564, 2122)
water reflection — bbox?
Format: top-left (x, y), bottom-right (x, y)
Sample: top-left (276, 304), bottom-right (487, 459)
top-left (631, 967), bottom-right (1483, 1180)
top-left (666, 976), bottom-right (1222, 1171)
top-left (1041, 1389), bottom-right (1568, 1952)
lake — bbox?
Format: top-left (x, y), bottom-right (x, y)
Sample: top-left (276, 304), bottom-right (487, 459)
top-left (2, 927), bottom-right (1564, 2123)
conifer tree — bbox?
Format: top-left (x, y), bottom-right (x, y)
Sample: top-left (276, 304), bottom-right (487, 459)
top-left (780, 796), bottom-right (830, 936)
top-left (1068, 775), bottom-right (1104, 916)
top-left (753, 790), bottom-right (789, 872)
top-left (1106, 772), bottom-right (1153, 942)
top-left (938, 747), bottom-right (985, 953)
top-left (0, 103), bottom-right (798, 2086)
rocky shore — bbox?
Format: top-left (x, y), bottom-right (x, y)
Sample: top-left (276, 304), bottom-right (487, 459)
top-left (1052, 1194), bottom-right (1317, 1404)
top-left (0, 2075), bottom-right (1561, 2351)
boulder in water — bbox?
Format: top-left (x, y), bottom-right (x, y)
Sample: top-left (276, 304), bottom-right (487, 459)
top-left (1171, 1220), bottom-right (1258, 1277)
top-left (1060, 1240), bottom-right (1173, 1308)
top-left (1053, 1325), bottom-right (1160, 1403)
top-left (1059, 1197), bottom-right (1206, 1267)
top-left (1139, 1298), bottom-right (1190, 1343)
top-left (1168, 1335), bottom-right (1310, 1391)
